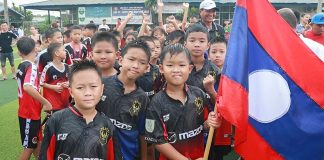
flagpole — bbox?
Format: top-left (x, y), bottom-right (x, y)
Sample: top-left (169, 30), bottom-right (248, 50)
top-left (203, 103), bottom-right (217, 160)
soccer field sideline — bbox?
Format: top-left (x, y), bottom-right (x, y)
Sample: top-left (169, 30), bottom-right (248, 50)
top-left (0, 58), bottom-right (22, 75)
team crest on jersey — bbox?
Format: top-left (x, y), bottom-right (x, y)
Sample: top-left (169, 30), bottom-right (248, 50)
top-left (32, 137), bottom-right (38, 144)
top-left (58, 153), bottom-right (71, 160)
top-left (195, 97), bottom-right (204, 115)
top-left (145, 119), bottom-right (155, 133)
top-left (129, 100), bottom-right (141, 116)
top-left (153, 72), bottom-right (158, 81)
top-left (208, 70), bottom-right (216, 78)
top-left (53, 75), bottom-right (58, 80)
top-left (168, 132), bottom-right (177, 143)
top-left (99, 127), bottom-right (109, 145)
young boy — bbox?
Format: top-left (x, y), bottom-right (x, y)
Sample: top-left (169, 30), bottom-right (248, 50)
top-left (208, 37), bottom-right (233, 160)
top-left (65, 25), bottom-right (87, 62)
top-left (144, 44), bottom-right (221, 160)
top-left (91, 32), bottom-right (119, 78)
top-left (184, 24), bottom-right (220, 104)
top-left (137, 36), bottom-right (161, 99)
top-left (96, 40), bottom-right (151, 160)
top-left (16, 37), bottom-right (52, 160)
top-left (82, 23), bottom-right (97, 56)
top-left (39, 60), bottom-right (121, 159)
top-left (40, 43), bottom-right (70, 112)
top-left (37, 28), bottom-right (72, 74)
top-left (63, 30), bottom-right (72, 44)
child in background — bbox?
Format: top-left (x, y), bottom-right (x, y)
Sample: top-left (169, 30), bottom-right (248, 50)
top-left (152, 36), bottom-right (162, 65)
top-left (152, 27), bottom-right (167, 47)
top-left (96, 40), bottom-right (151, 160)
top-left (65, 25), bottom-right (87, 62)
top-left (91, 32), bottom-right (120, 78)
top-left (137, 36), bottom-right (161, 99)
top-left (82, 23), bottom-right (97, 56)
top-left (40, 43), bottom-right (70, 112)
top-left (145, 44), bottom-right (221, 160)
top-left (125, 31), bottom-right (138, 45)
top-left (39, 60), bottom-right (121, 160)
top-left (16, 37), bottom-right (52, 160)
top-left (165, 30), bottom-right (185, 46)
top-left (184, 24), bottom-right (220, 103)
top-left (208, 37), bottom-right (233, 160)
top-left (63, 30), bottom-right (72, 44)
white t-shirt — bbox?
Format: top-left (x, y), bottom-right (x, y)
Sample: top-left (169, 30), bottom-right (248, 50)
top-left (300, 34), bottom-right (324, 62)
top-left (99, 24), bottom-right (110, 31)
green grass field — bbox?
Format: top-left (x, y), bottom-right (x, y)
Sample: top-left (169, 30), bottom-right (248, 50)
top-left (0, 48), bottom-right (239, 160)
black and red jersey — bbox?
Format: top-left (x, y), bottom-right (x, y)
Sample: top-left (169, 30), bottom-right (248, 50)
top-left (37, 49), bottom-right (73, 74)
top-left (40, 62), bottom-right (70, 111)
top-left (187, 59), bottom-right (221, 92)
top-left (82, 37), bottom-right (92, 57)
top-left (16, 60), bottom-right (42, 120)
top-left (65, 42), bottom-right (87, 61)
top-left (137, 64), bottom-right (161, 99)
top-left (96, 75), bottom-right (149, 160)
top-left (145, 85), bottom-right (209, 160)
top-left (39, 106), bottom-right (122, 160)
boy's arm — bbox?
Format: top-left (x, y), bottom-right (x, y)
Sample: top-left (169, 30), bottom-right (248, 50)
top-left (116, 12), bottom-right (133, 37)
top-left (40, 66), bottom-right (63, 93)
top-left (157, 0), bottom-right (164, 27)
top-left (140, 135), bottom-right (147, 160)
top-left (138, 14), bottom-right (150, 37)
top-left (155, 143), bottom-right (190, 160)
top-left (24, 85), bottom-right (52, 111)
top-left (181, 3), bottom-right (190, 31)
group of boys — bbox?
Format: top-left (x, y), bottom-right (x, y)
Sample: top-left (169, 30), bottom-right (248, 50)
top-left (16, 8), bottom-right (231, 160)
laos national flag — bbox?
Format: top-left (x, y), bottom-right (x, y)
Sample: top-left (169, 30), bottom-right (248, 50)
top-left (217, 0), bottom-right (324, 159)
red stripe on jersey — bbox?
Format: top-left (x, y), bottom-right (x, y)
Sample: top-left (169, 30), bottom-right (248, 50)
top-left (161, 118), bottom-right (168, 142)
top-left (107, 138), bottom-right (114, 160)
top-left (47, 134), bottom-right (56, 160)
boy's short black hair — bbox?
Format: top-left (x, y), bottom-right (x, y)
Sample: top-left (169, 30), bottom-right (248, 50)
top-left (70, 25), bottom-right (82, 32)
top-left (138, 36), bottom-right (154, 44)
top-left (125, 31), bottom-right (138, 40)
top-left (85, 23), bottom-right (97, 32)
top-left (121, 40), bottom-right (151, 63)
top-left (99, 28), bottom-right (107, 32)
top-left (160, 43), bottom-right (191, 64)
top-left (47, 43), bottom-right (63, 60)
top-left (111, 31), bottom-right (122, 38)
top-left (68, 60), bottom-right (102, 85)
top-left (151, 26), bottom-right (167, 37)
top-left (17, 37), bottom-right (36, 55)
top-left (91, 32), bottom-right (118, 51)
top-left (45, 28), bottom-right (61, 39)
top-left (209, 37), bottom-right (227, 53)
top-left (123, 27), bottom-right (134, 36)
top-left (1, 21), bottom-right (8, 25)
top-left (63, 30), bottom-right (71, 38)
top-left (185, 24), bottom-right (210, 41)
top-left (166, 30), bottom-right (185, 45)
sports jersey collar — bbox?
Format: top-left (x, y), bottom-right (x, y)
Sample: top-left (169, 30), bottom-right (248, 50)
top-left (69, 105), bottom-right (83, 117)
top-left (162, 84), bottom-right (191, 105)
top-left (192, 59), bottom-right (209, 72)
top-left (112, 74), bottom-right (140, 95)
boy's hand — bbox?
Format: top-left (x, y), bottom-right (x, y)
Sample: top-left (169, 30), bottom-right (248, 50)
top-left (126, 12), bottom-right (133, 20)
top-left (157, 2), bottom-right (164, 12)
top-left (42, 101), bottom-right (52, 112)
top-left (142, 13), bottom-right (150, 25)
top-left (61, 81), bottom-right (69, 88)
top-left (53, 84), bottom-right (63, 93)
top-left (207, 112), bottom-right (222, 128)
top-left (183, 3), bottom-right (189, 10)
top-left (203, 75), bottom-right (216, 95)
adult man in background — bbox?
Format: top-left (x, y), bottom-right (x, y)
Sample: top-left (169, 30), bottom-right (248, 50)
top-left (197, 0), bottom-right (225, 40)
top-left (304, 13), bottom-right (324, 45)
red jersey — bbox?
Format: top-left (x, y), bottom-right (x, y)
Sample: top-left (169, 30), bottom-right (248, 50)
top-left (40, 62), bottom-right (70, 111)
top-left (65, 42), bottom-right (87, 62)
top-left (16, 60), bottom-right (42, 120)
top-left (304, 31), bottom-right (324, 45)
top-left (82, 37), bottom-right (92, 57)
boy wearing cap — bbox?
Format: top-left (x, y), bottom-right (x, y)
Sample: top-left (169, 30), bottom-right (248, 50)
top-left (197, 0), bottom-right (225, 40)
top-left (304, 13), bottom-right (324, 45)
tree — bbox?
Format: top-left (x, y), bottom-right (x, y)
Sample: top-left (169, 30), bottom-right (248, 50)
top-left (12, 2), bottom-right (33, 21)
top-left (144, 0), bottom-right (157, 11)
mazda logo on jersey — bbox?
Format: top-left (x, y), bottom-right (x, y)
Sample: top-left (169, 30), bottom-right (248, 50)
top-left (129, 100), bottom-right (141, 116)
top-left (99, 127), bottom-right (109, 145)
top-left (58, 153), bottom-right (71, 160)
top-left (195, 97), bottom-right (203, 115)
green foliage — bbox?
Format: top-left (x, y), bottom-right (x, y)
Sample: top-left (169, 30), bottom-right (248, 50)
top-left (11, 3), bottom-right (33, 21)
top-left (38, 17), bottom-right (51, 34)
top-left (144, 0), bottom-right (157, 11)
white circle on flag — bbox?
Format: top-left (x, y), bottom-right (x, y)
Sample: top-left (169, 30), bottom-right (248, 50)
top-left (248, 70), bottom-right (291, 123)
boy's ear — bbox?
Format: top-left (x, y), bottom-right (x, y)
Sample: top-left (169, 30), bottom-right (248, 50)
top-left (100, 84), bottom-right (104, 96)
top-left (184, 41), bottom-right (187, 47)
top-left (159, 64), bottom-right (164, 74)
top-left (189, 64), bottom-right (194, 73)
top-left (68, 87), bottom-right (73, 98)
top-left (118, 56), bottom-right (123, 65)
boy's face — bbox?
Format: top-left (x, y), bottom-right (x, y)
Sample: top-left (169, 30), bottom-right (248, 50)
top-left (63, 35), bottom-right (71, 44)
top-left (185, 32), bottom-right (209, 57)
top-left (153, 40), bottom-right (162, 58)
top-left (153, 30), bottom-right (165, 44)
top-left (91, 41), bottom-right (117, 71)
top-left (49, 32), bottom-right (63, 44)
top-left (55, 45), bottom-right (67, 60)
top-left (85, 28), bottom-right (95, 37)
top-left (119, 48), bottom-right (149, 80)
top-left (160, 52), bottom-right (193, 87)
top-left (209, 42), bottom-right (226, 68)
top-left (71, 29), bottom-right (82, 43)
top-left (166, 23), bottom-right (176, 34)
top-left (125, 35), bottom-right (136, 44)
top-left (69, 70), bottom-right (104, 110)
top-left (146, 41), bottom-right (156, 59)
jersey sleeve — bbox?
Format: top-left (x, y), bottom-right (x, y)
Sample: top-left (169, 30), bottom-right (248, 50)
top-left (23, 64), bottom-right (38, 88)
top-left (81, 45), bottom-right (88, 59)
top-left (144, 98), bottom-right (168, 144)
top-left (137, 95), bottom-right (150, 135)
top-left (39, 116), bottom-right (57, 160)
top-left (64, 49), bottom-right (73, 66)
top-left (40, 64), bottom-right (50, 86)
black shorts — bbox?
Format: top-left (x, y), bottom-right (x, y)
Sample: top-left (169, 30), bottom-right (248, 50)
top-left (18, 117), bottom-right (41, 149)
